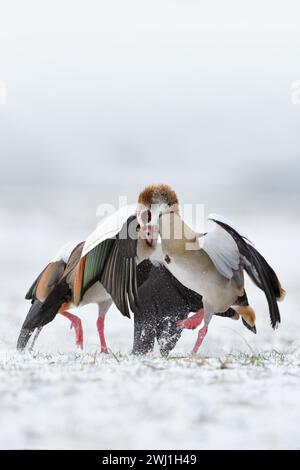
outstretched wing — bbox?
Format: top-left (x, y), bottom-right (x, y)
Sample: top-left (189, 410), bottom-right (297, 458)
top-left (76, 208), bottom-right (139, 318)
top-left (82, 205), bottom-right (137, 256)
top-left (100, 216), bottom-right (139, 317)
top-left (208, 214), bottom-right (284, 329)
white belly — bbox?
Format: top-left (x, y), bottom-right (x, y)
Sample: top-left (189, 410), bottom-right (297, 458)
top-left (80, 281), bottom-right (111, 307)
top-left (164, 254), bottom-right (239, 312)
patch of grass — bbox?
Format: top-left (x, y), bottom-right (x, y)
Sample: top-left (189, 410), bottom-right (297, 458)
top-left (166, 355), bottom-right (189, 360)
top-left (218, 357), bottom-right (230, 369)
top-left (227, 349), bottom-right (290, 368)
top-left (195, 357), bottom-right (208, 367)
top-left (108, 348), bottom-right (121, 363)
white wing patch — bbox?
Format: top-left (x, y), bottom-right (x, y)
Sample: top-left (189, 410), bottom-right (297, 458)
top-left (200, 221), bottom-right (240, 279)
top-left (82, 205), bottom-right (137, 256)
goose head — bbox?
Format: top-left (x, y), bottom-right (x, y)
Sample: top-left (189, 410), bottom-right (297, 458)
top-left (136, 184), bottom-right (179, 247)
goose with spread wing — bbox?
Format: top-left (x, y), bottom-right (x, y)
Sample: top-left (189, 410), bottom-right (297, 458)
top-left (17, 203), bottom-right (146, 351)
top-left (18, 237), bottom-right (254, 354)
top-left (136, 185), bottom-right (286, 354)
top-left (17, 186), bottom-right (176, 352)
top-left (18, 184), bottom-right (273, 354)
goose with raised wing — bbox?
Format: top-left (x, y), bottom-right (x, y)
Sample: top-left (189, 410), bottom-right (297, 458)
top-left (17, 203), bottom-right (143, 351)
top-left (17, 184), bottom-right (276, 354)
top-left (137, 184), bottom-right (286, 354)
top-left (18, 235), bottom-right (254, 354)
top-left (17, 187), bottom-right (171, 352)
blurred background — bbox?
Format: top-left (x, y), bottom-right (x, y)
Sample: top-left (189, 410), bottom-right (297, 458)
top-left (0, 0), bottom-right (300, 450)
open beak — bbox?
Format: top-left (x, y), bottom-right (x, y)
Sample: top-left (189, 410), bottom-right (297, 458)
top-left (145, 224), bottom-right (154, 246)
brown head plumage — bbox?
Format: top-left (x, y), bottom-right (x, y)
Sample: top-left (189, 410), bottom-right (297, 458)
top-left (138, 184), bottom-right (179, 207)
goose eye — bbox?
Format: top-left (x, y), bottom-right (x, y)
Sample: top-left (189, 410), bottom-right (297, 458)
top-left (140, 209), bottom-right (151, 225)
top-left (136, 224), bottom-right (141, 232)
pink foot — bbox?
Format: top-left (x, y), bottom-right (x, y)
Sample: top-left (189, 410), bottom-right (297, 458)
top-left (60, 311), bottom-right (83, 349)
top-left (97, 315), bottom-right (108, 354)
top-left (177, 308), bottom-right (204, 330)
top-left (191, 325), bottom-right (208, 355)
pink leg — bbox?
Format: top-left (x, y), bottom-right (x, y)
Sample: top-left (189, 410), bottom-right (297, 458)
top-left (60, 311), bottom-right (84, 349)
top-left (177, 308), bottom-right (204, 330)
top-left (191, 325), bottom-right (208, 355)
top-left (96, 314), bottom-right (108, 353)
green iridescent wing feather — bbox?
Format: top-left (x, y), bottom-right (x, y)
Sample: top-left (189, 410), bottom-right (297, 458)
top-left (81, 238), bottom-right (114, 297)
top-left (80, 216), bottom-right (139, 318)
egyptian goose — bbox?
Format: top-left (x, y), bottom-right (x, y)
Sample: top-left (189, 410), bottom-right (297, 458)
top-left (17, 202), bottom-right (144, 351)
top-left (133, 260), bottom-right (255, 356)
top-left (18, 184), bottom-right (269, 354)
top-left (19, 240), bottom-right (254, 355)
top-left (135, 185), bottom-right (286, 354)
top-left (17, 186), bottom-right (170, 352)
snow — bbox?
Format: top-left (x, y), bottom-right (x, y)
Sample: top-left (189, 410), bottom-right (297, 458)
top-left (1, 350), bottom-right (300, 449)
top-left (0, 185), bottom-right (300, 449)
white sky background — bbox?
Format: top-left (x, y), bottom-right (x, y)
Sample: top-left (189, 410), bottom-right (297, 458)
top-left (0, 0), bottom-right (300, 192)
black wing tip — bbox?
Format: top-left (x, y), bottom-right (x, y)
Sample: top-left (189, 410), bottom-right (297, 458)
top-left (269, 295), bottom-right (281, 330)
top-left (215, 307), bottom-right (238, 319)
top-left (17, 328), bottom-right (34, 351)
top-left (242, 318), bottom-right (257, 334)
top-left (271, 317), bottom-right (281, 330)
top-left (128, 293), bottom-right (139, 317)
top-left (217, 221), bottom-right (283, 331)
top-left (21, 299), bottom-right (44, 330)
top-left (124, 309), bottom-right (131, 319)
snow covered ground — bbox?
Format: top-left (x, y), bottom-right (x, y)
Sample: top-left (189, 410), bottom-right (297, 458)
top-left (0, 185), bottom-right (299, 449)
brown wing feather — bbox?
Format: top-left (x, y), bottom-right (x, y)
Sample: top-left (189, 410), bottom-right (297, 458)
top-left (34, 260), bottom-right (66, 302)
top-left (73, 256), bottom-right (86, 305)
